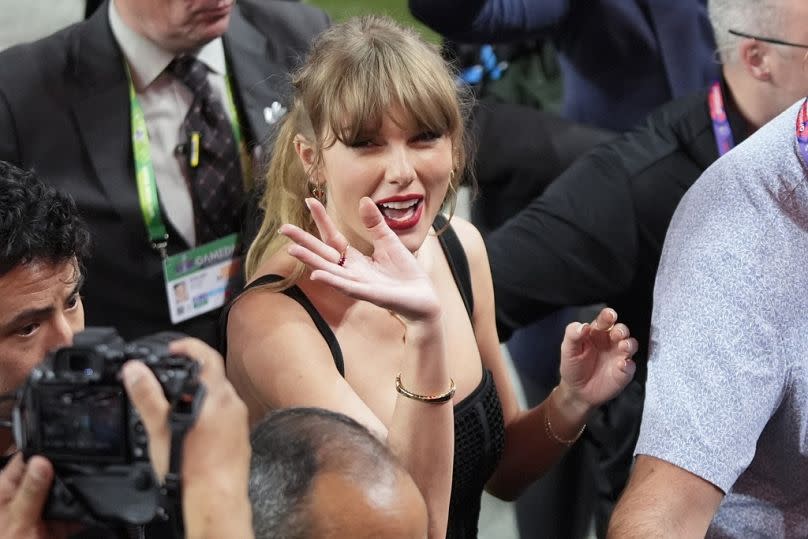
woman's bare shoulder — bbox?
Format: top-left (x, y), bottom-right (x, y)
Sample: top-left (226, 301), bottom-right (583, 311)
top-left (443, 215), bottom-right (488, 272)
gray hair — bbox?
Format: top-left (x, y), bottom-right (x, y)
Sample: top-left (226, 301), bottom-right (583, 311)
top-left (709, 0), bottom-right (786, 63)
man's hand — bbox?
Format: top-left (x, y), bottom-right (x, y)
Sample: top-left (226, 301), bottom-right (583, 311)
top-left (122, 337), bottom-right (253, 539)
top-left (0, 453), bottom-right (80, 539)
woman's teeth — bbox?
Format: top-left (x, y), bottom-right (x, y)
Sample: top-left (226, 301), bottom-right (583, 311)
top-left (379, 200), bottom-right (419, 220)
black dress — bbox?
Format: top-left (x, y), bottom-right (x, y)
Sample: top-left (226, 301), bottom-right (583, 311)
top-left (221, 215), bottom-right (506, 538)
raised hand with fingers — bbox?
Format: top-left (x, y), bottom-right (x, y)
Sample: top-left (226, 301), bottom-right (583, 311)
top-left (558, 307), bottom-right (638, 413)
top-left (279, 197), bottom-right (441, 323)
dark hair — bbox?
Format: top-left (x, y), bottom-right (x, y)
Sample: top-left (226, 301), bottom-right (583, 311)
top-left (0, 161), bottom-right (91, 276)
top-left (249, 407), bottom-right (402, 539)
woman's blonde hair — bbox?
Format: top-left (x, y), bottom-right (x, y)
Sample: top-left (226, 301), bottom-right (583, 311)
top-left (245, 15), bottom-right (473, 282)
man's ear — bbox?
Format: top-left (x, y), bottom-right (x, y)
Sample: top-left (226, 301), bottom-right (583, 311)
top-left (739, 39), bottom-right (772, 81)
top-left (294, 135), bottom-right (317, 176)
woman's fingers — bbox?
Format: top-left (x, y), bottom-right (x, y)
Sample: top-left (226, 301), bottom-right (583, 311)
top-left (622, 337), bottom-right (639, 357)
top-left (287, 243), bottom-right (347, 275)
top-left (280, 223), bottom-right (342, 264)
top-left (306, 197), bottom-right (349, 254)
top-left (591, 307), bottom-right (618, 333)
top-left (617, 354), bottom-right (637, 377)
top-left (560, 321), bottom-right (589, 357)
top-left (563, 311), bottom-right (636, 359)
top-left (608, 323), bottom-right (630, 343)
top-left (358, 197), bottom-right (397, 244)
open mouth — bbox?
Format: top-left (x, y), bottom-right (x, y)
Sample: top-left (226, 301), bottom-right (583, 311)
top-left (377, 197), bottom-right (424, 230)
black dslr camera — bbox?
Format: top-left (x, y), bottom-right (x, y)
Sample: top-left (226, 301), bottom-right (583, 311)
top-left (12, 328), bottom-right (205, 526)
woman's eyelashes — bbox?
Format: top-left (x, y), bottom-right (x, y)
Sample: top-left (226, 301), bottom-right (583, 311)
top-left (348, 137), bottom-right (377, 149)
top-left (347, 130), bottom-right (444, 149)
top-left (412, 131), bottom-right (442, 143)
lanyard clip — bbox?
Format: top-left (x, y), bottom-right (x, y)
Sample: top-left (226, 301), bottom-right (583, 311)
top-left (151, 237), bottom-right (169, 259)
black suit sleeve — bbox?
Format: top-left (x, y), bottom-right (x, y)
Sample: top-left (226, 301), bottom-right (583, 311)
top-left (470, 99), bottom-right (615, 233)
top-left (486, 146), bottom-right (638, 340)
top-left (409, 0), bottom-right (570, 43)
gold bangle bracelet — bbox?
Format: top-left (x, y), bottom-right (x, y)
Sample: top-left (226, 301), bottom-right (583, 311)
top-left (395, 373), bottom-right (456, 404)
top-left (544, 410), bottom-right (586, 447)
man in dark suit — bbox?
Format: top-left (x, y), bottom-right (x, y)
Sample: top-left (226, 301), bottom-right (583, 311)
top-left (0, 0), bottom-right (329, 346)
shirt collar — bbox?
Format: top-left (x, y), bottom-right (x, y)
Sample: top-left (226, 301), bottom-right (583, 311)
top-left (109, 0), bottom-right (227, 91)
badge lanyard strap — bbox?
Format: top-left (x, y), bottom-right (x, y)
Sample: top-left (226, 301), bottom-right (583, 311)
top-left (223, 74), bottom-right (252, 184)
top-left (127, 67), bottom-right (248, 258)
top-left (708, 81), bottom-right (736, 157)
top-left (795, 98), bottom-right (808, 168)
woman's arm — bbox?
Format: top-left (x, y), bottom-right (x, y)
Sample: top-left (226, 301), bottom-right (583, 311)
top-left (452, 217), bottom-right (636, 500)
top-left (228, 198), bottom-right (454, 538)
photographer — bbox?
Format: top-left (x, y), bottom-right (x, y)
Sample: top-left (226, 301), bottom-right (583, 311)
top-left (0, 161), bottom-right (253, 538)
top-left (0, 160), bottom-right (90, 446)
top-left (1, 338), bottom-right (252, 539)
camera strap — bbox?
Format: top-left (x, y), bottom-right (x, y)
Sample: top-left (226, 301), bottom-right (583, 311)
top-left (161, 378), bottom-right (207, 539)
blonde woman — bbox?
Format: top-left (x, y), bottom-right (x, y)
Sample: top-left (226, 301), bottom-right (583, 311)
top-left (224, 16), bottom-right (637, 539)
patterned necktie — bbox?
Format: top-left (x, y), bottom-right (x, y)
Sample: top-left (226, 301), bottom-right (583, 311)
top-left (168, 55), bottom-right (243, 245)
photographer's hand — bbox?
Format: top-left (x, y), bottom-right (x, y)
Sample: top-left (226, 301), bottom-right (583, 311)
top-left (122, 338), bottom-right (253, 539)
top-left (0, 454), bottom-right (80, 539)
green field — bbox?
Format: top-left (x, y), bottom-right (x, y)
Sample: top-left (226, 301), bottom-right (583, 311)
top-left (304, 0), bottom-right (440, 42)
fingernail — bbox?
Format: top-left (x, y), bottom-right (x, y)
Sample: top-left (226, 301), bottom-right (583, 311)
top-left (304, 198), bottom-right (313, 210)
top-left (607, 308), bottom-right (617, 320)
top-left (578, 322), bottom-right (587, 335)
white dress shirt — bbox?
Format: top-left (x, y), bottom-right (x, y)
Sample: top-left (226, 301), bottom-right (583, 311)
top-left (109, 0), bottom-right (237, 247)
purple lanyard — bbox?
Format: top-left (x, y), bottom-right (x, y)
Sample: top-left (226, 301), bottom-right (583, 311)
top-left (708, 81), bottom-right (736, 157)
top-left (795, 98), bottom-right (808, 166)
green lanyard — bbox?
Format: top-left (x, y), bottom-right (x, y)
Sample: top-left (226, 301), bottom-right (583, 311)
top-left (127, 65), bottom-right (249, 257)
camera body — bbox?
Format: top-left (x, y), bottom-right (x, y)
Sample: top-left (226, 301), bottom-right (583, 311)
top-left (13, 328), bottom-right (203, 526)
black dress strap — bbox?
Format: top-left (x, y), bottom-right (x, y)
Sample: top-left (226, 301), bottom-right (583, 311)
top-left (219, 274), bottom-right (345, 376)
top-left (433, 214), bottom-right (475, 320)
top-left (220, 216), bottom-right (472, 377)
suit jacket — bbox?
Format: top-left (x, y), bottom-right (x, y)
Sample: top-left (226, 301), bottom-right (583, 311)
top-left (410, 0), bottom-right (717, 131)
top-left (0, 0), bottom-right (329, 345)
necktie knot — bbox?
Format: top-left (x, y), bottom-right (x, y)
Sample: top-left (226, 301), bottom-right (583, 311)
top-left (168, 55), bottom-right (210, 96)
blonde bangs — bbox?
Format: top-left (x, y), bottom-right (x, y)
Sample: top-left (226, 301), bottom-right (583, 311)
top-left (318, 30), bottom-right (462, 149)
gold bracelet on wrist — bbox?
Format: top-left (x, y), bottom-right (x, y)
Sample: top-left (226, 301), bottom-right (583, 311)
top-left (395, 373), bottom-right (455, 404)
top-left (544, 411), bottom-right (585, 446)
top-left (544, 388), bottom-right (587, 446)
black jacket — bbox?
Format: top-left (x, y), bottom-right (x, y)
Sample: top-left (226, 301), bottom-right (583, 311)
top-left (487, 81), bottom-right (749, 370)
top-left (0, 1), bottom-right (329, 345)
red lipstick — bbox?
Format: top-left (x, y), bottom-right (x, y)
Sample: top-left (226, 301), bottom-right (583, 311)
top-left (376, 195), bottom-right (424, 231)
